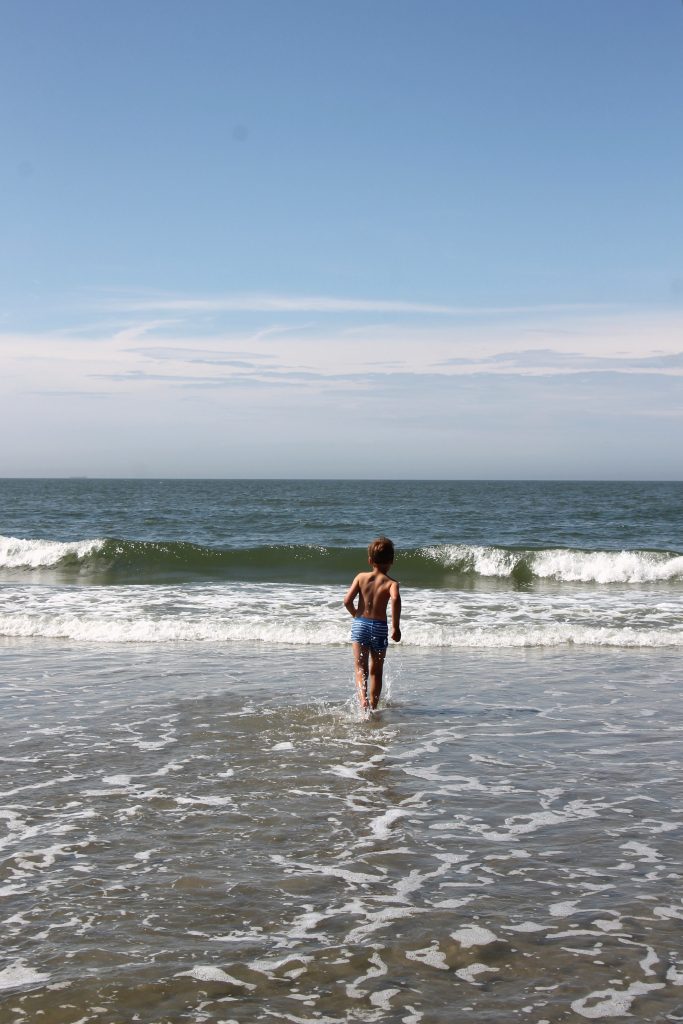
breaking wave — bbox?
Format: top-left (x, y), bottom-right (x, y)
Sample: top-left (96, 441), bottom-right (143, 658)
top-left (1, 535), bottom-right (682, 587)
top-left (420, 544), bottom-right (683, 585)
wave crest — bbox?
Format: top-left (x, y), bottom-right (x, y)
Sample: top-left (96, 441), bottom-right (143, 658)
top-left (1, 535), bottom-right (681, 586)
top-left (420, 545), bottom-right (683, 585)
top-left (0, 535), bottom-right (104, 569)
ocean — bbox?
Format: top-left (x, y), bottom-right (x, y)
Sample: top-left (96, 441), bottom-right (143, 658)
top-left (1, 479), bottom-right (682, 1023)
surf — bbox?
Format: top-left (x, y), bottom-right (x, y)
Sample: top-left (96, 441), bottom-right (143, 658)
top-left (1, 581), bottom-right (681, 647)
top-left (2, 535), bottom-right (682, 587)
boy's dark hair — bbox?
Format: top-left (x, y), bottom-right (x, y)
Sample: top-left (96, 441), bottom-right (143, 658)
top-left (368, 536), bottom-right (395, 567)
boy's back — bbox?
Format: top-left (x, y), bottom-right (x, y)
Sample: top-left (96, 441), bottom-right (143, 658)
top-left (351, 569), bottom-right (396, 622)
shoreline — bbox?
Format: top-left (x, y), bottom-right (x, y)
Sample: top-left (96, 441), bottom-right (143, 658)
top-left (2, 642), bottom-right (682, 1021)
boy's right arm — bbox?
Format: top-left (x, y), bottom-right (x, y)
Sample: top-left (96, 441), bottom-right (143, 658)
top-left (343, 576), bottom-right (360, 617)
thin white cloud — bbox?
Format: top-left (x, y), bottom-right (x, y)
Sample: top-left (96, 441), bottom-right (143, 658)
top-left (3, 307), bottom-right (683, 402)
top-left (111, 319), bottom-right (183, 343)
top-left (102, 292), bottom-right (605, 317)
top-left (436, 348), bottom-right (683, 373)
top-left (3, 313), bottom-right (681, 477)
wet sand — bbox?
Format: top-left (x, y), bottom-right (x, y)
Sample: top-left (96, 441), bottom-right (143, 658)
top-left (1, 641), bottom-right (682, 1023)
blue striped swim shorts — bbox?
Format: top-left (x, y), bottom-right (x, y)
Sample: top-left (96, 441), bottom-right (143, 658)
top-left (351, 616), bottom-right (389, 652)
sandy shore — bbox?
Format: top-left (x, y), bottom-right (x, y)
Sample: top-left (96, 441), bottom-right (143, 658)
top-left (2, 641), bottom-right (682, 1022)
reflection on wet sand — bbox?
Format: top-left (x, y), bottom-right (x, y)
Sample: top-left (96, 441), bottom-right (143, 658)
top-left (1, 643), bottom-right (682, 1023)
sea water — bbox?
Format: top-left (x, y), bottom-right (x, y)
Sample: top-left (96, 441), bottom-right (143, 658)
top-left (1, 479), bottom-right (682, 1023)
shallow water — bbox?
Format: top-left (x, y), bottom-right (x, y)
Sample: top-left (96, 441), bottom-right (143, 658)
top-left (2, 642), bottom-right (682, 1023)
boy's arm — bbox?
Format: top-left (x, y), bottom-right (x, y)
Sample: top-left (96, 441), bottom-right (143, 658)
top-left (343, 576), bottom-right (361, 617)
top-left (390, 581), bottom-right (401, 642)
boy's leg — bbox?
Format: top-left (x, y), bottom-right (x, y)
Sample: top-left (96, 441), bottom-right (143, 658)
top-left (353, 642), bottom-right (370, 709)
top-left (368, 649), bottom-right (386, 709)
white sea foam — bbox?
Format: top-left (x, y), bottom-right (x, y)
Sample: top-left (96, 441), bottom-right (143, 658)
top-left (570, 981), bottom-right (664, 1018)
top-left (369, 987), bottom-right (401, 1011)
top-left (450, 925), bottom-right (500, 948)
top-left (369, 808), bottom-right (411, 839)
top-left (620, 840), bottom-right (660, 862)
top-left (405, 945), bottom-right (449, 970)
top-left (421, 544), bottom-right (683, 584)
top-left (176, 965), bottom-right (255, 988)
top-left (0, 961), bottom-right (49, 991)
top-left (345, 906), bottom-right (429, 944)
top-left (0, 535), bottom-right (103, 569)
top-left (455, 962), bottom-right (500, 984)
top-left (532, 549), bottom-right (683, 584)
top-left (549, 900), bottom-right (581, 918)
top-left (652, 904), bottom-right (683, 920)
top-left (0, 581), bottom-right (681, 648)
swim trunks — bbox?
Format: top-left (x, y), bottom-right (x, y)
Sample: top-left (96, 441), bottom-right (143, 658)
top-left (351, 616), bottom-right (389, 652)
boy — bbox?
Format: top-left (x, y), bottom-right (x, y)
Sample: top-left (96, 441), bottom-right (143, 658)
top-left (343, 536), bottom-right (401, 711)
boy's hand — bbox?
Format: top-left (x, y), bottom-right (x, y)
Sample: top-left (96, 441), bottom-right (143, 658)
top-left (392, 627), bottom-right (401, 643)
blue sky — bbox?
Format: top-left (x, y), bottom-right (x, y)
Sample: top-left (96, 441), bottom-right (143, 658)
top-left (1, 0), bottom-right (681, 478)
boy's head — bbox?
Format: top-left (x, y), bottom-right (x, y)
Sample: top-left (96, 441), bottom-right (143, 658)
top-left (368, 535), bottom-right (394, 570)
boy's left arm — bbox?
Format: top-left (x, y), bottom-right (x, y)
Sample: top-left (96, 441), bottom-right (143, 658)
top-left (343, 576), bottom-right (360, 618)
top-left (390, 581), bottom-right (401, 642)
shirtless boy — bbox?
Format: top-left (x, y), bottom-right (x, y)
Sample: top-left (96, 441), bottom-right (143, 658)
top-left (343, 536), bottom-right (401, 710)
